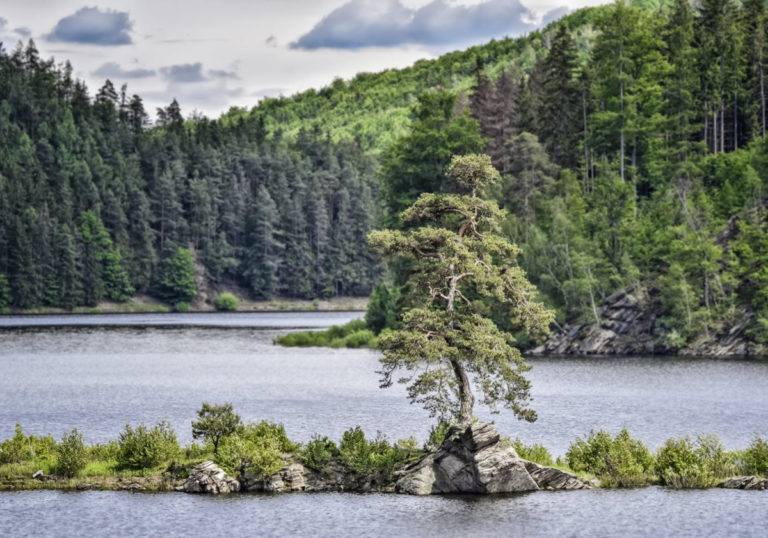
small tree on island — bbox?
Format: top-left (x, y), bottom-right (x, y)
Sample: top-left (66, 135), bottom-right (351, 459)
top-left (368, 154), bottom-right (554, 426)
top-left (192, 402), bottom-right (243, 455)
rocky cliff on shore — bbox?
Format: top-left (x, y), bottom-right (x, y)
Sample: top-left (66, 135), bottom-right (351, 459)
top-left (533, 284), bottom-right (763, 357)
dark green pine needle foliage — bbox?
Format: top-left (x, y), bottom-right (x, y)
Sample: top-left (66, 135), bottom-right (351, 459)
top-left (369, 155), bottom-right (554, 425)
top-left (157, 247), bottom-right (197, 304)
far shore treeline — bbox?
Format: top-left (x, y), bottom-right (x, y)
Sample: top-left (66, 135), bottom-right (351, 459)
top-left (3, 0), bottom-right (768, 351)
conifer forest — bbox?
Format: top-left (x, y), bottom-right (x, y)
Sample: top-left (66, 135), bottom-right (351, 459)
top-left (3, 0), bottom-right (768, 350)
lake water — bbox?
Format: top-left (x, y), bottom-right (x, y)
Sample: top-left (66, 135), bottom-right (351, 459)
top-left (1, 312), bottom-right (767, 537)
top-left (2, 488), bottom-right (767, 538)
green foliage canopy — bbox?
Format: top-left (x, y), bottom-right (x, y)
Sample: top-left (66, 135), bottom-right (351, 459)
top-left (369, 154), bottom-right (554, 424)
top-left (157, 247), bottom-right (197, 304)
top-left (191, 402), bottom-right (243, 455)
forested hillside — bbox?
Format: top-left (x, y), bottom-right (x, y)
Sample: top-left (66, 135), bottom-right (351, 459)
top-left (376, 0), bottom-right (768, 352)
top-left (0, 43), bottom-right (381, 310)
top-left (3, 0), bottom-right (768, 354)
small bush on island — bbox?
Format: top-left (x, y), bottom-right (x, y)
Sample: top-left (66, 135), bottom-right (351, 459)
top-left (338, 427), bottom-right (409, 478)
top-left (566, 429), bottom-right (655, 487)
top-left (216, 434), bottom-right (283, 477)
top-left (173, 301), bottom-right (190, 313)
top-left (214, 420), bottom-right (296, 477)
top-left (425, 421), bottom-right (452, 450)
top-left (738, 435), bottom-right (768, 476)
top-left (55, 429), bottom-right (88, 477)
top-left (301, 435), bottom-right (339, 472)
top-left (215, 292), bottom-right (238, 311)
top-left (116, 421), bottom-right (180, 470)
top-left (0, 424), bottom-right (56, 465)
top-left (276, 319), bottom-right (377, 349)
top-left (244, 421), bottom-right (300, 454)
top-left (655, 434), bottom-right (736, 488)
top-left (511, 438), bottom-right (555, 467)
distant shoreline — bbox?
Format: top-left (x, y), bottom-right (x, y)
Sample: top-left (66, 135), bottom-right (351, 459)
top-left (2, 295), bottom-right (369, 317)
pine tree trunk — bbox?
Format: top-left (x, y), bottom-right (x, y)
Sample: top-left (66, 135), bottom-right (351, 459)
top-left (734, 91), bottom-right (738, 150)
top-left (704, 99), bottom-right (709, 152)
top-left (720, 98), bottom-right (725, 153)
top-left (450, 358), bottom-right (474, 426)
top-left (761, 64), bottom-right (766, 137)
top-left (619, 48), bottom-right (625, 182)
top-left (446, 265), bottom-right (475, 425)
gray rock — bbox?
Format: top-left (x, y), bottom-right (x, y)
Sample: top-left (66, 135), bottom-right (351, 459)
top-left (75, 483), bottom-right (92, 491)
top-left (180, 461), bottom-right (240, 494)
top-left (717, 476), bottom-right (768, 490)
top-left (536, 279), bottom-right (765, 358)
top-left (119, 482), bottom-right (146, 492)
top-left (396, 422), bottom-right (539, 495)
top-left (524, 461), bottom-right (595, 490)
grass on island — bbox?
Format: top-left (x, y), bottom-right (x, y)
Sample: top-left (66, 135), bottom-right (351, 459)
top-left (275, 319), bottom-right (378, 349)
top-left (2, 411), bottom-right (767, 492)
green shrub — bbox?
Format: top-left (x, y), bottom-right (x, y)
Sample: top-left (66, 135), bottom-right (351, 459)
top-left (215, 292), bottom-right (238, 311)
top-left (369, 434), bottom-right (409, 477)
top-left (566, 429), bottom-right (655, 487)
top-left (243, 421), bottom-right (300, 453)
top-left (342, 329), bottom-right (376, 348)
top-left (216, 434), bottom-right (283, 477)
top-left (55, 429), bottom-right (88, 477)
top-left (276, 319), bottom-right (376, 348)
top-left (695, 433), bottom-right (737, 478)
top-left (338, 427), bottom-right (408, 477)
top-left (301, 435), bottom-right (339, 472)
top-left (0, 424), bottom-right (56, 464)
top-left (116, 421), bottom-right (180, 470)
top-left (89, 441), bottom-right (119, 462)
top-left (214, 419), bottom-right (299, 477)
top-left (511, 438), bottom-right (555, 467)
top-left (425, 420), bottom-right (452, 449)
top-left (656, 437), bottom-right (715, 488)
top-left (339, 427), bottom-right (373, 474)
top-left (739, 435), bottom-right (768, 476)
top-left (173, 301), bottom-right (190, 313)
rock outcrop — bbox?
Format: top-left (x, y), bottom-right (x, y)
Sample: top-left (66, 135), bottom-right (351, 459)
top-left (717, 476), bottom-right (768, 490)
top-left (534, 284), bottom-right (762, 357)
top-left (179, 461), bottom-right (240, 494)
top-left (180, 427), bottom-right (593, 496)
top-left (533, 285), bottom-right (666, 356)
top-left (242, 460), bottom-right (392, 493)
top-left (523, 461), bottom-right (596, 490)
top-left (395, 422), bottom-right (592, 495)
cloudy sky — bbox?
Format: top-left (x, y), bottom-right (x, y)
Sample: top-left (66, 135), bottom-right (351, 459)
top-left (0, 0), bottom-right (608, 119)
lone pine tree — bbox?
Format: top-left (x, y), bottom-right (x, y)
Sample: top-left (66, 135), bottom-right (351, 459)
top-left (369, 154), bottom-right (553, 426)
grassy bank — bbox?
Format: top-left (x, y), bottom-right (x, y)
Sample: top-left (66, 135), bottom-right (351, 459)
top-left (7, 295), bottom-right (369, 316)
top-left (275, 320), bottom-right (378, 349)
top-left (2, 411), bottom-right (767, 493)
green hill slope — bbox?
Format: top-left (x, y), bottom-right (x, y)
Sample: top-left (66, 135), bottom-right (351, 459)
top-left (220, 6), bottom-right (604, 152)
